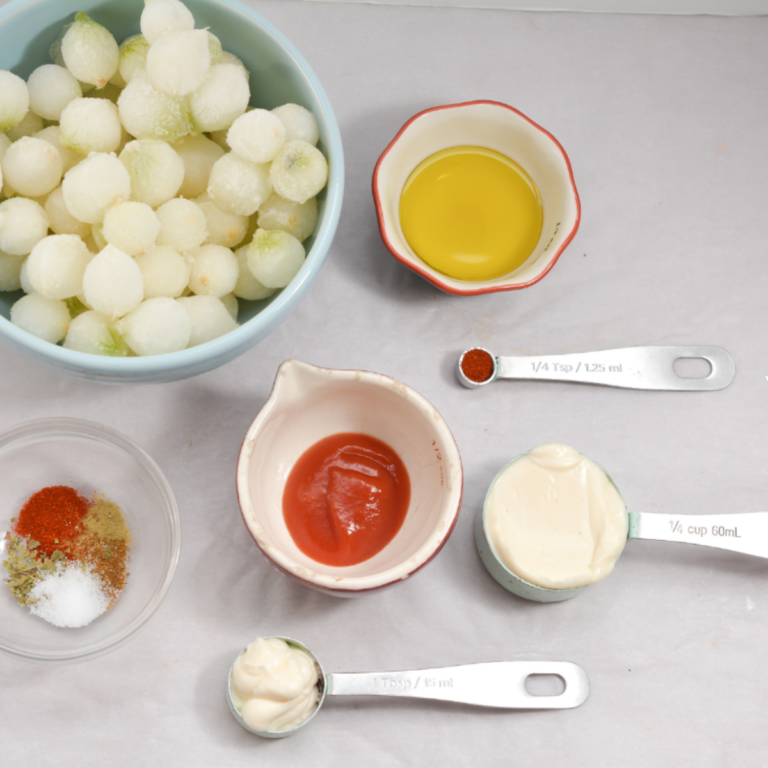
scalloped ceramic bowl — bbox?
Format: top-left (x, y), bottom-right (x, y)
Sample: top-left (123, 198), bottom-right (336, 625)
top-left (0, 0), bottom-right (343, 383)
top-left (236, 360), bottom-right (463, 595)
top-left (373, 101), bottom-right (579, 296)
top-left (0, 418), bottom-right (180, 663)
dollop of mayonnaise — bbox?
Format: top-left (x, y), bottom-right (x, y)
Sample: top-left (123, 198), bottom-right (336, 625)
top-left (230, 637), bottom-right (320, 733)
top-left (485, 444), bottom-right (627, 590)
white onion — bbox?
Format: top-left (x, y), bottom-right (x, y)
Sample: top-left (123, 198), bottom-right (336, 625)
top-left (26, 234), bottom-right (92, 300)
top-left (102, 201), bottom-right (160, 255)
top-left (45, 186), bottom-right (92, 238)
top-left (155, 198), bottom-right (207, 251)
top-left (227, 109), bottom-right (285, 164)
top-left (64, 310), bottom-right (129, 356)
top-left (62, 152), bottom-right (131, 224)
top-left (59, 97), bottom-right (122, 154)
top-left (0, 70), bottom-right (30, 132)
top-left (146, 29), bottom-right (211, 96)
top-left (187, 243), bottom-right (238, 296)
top-left (270, 140), bottom-right (328, 204)
top-left (135, 244), bottom-right (190, 299)
top-left (0, 198), bottom-right (49, 256)
top-left (82, 244), bottom-right (144, 319)
top-left (11, 293), bottom-right (70, 343)
top-left (189, 63), bottom-right (250, 133)
top-left (34, 126), bottom-right (83, 174)
top-left (271, 103), bottom-right (320, 146)
top-left (233, 244), bottom-right (275, 301)
top-left (118, 34), bottom-right (150, 84)
top-left (61, 12), bottom-right (119, 89)
top-left (5, 110), bottom-right (43, 142)
top-left (141, 0), bottom-right (195, 45)
top-left (177, 294), bottom-right (238, 346)
top-left (207, 153), bottom-right (272, 216)
top-left (0, 250), bottom-right (25, 291)
top-left (171, 134), bottom-right (224, 198)
top-left (119, 139), bottom-right (184, 207)
top-left (247, 228), bottom-right (305, 289)
top-left (1, 136), bottom-right (63, 198)
top-left (196, 192), bottom-right (248, 248)
top-left (257, 193), bottom-right (318, 242)
top-left (27, 64), bottom-right (82, 121)
top-left (117, 71), bottom-right (192, 142)
top-left (117, 296), bottom-right (191, 355)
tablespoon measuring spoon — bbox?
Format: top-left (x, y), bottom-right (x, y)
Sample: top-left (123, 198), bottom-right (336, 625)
top-left (457, 345), bottom-right (735, 390)
top-left (227, 637), bottom-right (590, 738)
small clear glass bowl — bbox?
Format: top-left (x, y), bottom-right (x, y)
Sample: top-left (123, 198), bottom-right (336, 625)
top-left (0, 418), bottom-right (181, 664)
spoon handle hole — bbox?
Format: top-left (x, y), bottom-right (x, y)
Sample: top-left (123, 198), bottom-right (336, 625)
top-left (524, 673), bottom-right (566, 697)
top-left (673, 356), bottom-right (713, 379)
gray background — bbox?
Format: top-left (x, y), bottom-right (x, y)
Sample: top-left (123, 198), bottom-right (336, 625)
top-left (1, 0), bottom-right (767, 765)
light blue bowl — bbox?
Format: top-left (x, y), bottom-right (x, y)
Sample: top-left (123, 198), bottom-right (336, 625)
top-left (0, 0), bottom-right (344, 383)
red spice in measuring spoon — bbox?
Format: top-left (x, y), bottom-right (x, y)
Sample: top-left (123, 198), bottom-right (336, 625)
top-left (461, 348), bottom-right (495, 383)
top-left (283, 433), bottom-right (411, 567)
top-left (12, 485), bottom-right (91, 558)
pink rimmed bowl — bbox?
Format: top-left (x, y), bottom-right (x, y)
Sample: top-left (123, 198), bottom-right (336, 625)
top-left (236, 360), bottom-right (463, 596)
top-left (372, 101), bottom-right (580, 296)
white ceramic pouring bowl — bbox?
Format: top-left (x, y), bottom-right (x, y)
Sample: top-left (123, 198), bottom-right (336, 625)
top-left (236, 360), bottom-right (463, 595)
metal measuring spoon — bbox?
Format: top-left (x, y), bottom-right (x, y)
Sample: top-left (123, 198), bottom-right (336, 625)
top-left (457, 345), bottom-right (735, 390)
top-left (227, 637), bottom-right (590, 738)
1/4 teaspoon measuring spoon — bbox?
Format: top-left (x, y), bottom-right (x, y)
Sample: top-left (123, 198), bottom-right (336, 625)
top-left (228, 638), bottom-right (590, 738)
top-left (457, 345), bottom-right (735, 390)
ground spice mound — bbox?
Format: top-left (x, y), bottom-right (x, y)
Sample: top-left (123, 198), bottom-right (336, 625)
top-left (12, 485), bottom-right (90, 558)
top-left (71, 494), bottom-right (132, 607)
top-left (461, 348), bottom-right (495, 383)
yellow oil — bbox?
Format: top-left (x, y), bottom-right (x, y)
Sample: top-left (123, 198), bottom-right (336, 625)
top-left (399, 146), bottom-right (543, 282)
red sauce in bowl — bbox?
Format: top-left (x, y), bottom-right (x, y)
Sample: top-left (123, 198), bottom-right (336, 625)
top-left (282, 433), bottom-right (411, 567)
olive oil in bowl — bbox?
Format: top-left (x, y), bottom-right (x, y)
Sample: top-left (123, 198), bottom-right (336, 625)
top-left (399, 146), bottom-right (543, 282)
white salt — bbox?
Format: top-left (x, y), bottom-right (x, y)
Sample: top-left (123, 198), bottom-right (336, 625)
top-left (28, 562), bottom-right (109, 628)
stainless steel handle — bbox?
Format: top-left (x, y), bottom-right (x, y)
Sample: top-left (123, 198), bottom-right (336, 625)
top-left (326, 661), bottom-right (589, 710)
top-left (629, 511), bottom-right (768, 558)
top-left (459, 346), bottom-right (735, 390)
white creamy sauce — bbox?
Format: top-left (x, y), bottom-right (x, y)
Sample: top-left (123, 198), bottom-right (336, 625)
top-left (230, 637), bottom-right (320, 732)
top-left (485, 444), bottom-right (627, 590)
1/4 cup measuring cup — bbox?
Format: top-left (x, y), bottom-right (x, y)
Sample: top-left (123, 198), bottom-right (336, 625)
top-left (476, 444), bottom-right (768, 602)
top-left (227, 637), bottom-right (590, 738)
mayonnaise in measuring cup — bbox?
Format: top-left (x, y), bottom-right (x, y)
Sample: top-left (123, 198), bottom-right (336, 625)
top-left (230, 637), bottom-right (320, 733)
top-left (485, 444), bottom-right (627, 590)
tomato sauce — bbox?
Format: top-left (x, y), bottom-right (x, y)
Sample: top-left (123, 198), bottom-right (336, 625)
top-left (282, 433), bottom-right (411, 567)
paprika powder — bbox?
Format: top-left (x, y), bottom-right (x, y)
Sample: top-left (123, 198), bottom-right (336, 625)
top-left (460, 348), bottom-right (495, 384)
top-left (12, 485), bottom-right (90, 558)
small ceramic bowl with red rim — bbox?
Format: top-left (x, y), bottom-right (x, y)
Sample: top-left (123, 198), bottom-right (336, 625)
top-left (236, 359), bottom-right (463, 596)
top-left (372, 100), bottom-right (580, 296)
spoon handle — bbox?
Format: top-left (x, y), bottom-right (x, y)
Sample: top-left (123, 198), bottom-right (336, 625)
top-left (629, 511), bottom-right (768, 558)
top-left (495, 345), bottom-right (734, 390)
top-left (325, 661), bottom-right (589, 709)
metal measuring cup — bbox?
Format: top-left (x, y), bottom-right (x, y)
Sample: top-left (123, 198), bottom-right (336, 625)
top-left (477, 448), bottom-right (768, 603)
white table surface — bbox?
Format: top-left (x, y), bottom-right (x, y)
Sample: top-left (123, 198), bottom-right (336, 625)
top-left (2, 1), bottom-right (768, 765)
